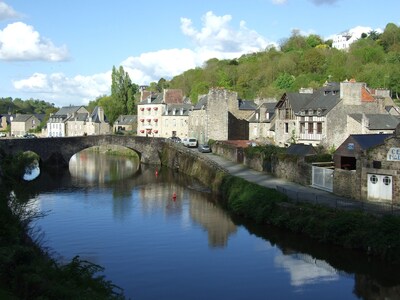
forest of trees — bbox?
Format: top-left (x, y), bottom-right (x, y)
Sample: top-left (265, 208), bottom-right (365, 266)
top-left (156, 22), bottom-right (400, 105)
top-left (0, 97), bottom-right (56, 115)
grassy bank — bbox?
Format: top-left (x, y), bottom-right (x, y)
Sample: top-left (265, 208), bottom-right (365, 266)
top-left (0, 151), bottom-right (126, 299)
top-left (219, 174), bottom-right (400, 263)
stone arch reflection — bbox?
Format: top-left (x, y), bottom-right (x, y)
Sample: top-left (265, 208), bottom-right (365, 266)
top-left (69, 146), bottom-right (140, 184)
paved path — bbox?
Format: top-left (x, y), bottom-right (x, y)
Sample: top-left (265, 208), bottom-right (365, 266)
top-left (201, 152), bottom-right (399, 215)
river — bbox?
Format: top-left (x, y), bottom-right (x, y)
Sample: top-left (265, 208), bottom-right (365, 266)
top-left (23, 151), bottom-right (400, 300)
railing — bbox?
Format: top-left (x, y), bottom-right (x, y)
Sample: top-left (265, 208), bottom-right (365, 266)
top-left (276, 185), bottom-right (400, 216)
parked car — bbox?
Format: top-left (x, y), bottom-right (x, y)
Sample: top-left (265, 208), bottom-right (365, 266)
top-left (182, 138), bottom-right (189, 147)
top-left (0, 132), bottom-right (6, 137)
top-left (23, 133), bottom-right (37, 138)
top-left (198, 144), bottom-right (211, 153)
top-left (168, 136), bottom-right (181, 143)
top-left (187, 138), bottom-right (198, 148)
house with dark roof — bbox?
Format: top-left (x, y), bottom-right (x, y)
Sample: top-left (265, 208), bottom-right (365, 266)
top-left (113, 115), bottom-right (137, 133)
top-left (10, 113), bottom-right (45, 137)
top-left (47, 106), bottom-right (110, 137)
top-left (333, 134), bottom-right (392, 170)
top-left (357, 125), bottom-right (400, 203)
top-left (347, 113), bottom-right (400, 135)
top-left (274, 80), bottom-right (393, 149)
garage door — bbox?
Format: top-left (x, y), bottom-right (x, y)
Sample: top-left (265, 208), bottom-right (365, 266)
top-left (367, 174), bottom-right (392, 201)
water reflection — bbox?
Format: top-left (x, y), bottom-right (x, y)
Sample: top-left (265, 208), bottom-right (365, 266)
top-left (23, 161), bottom-right (40, 181)
top-left (19, 151), bottom-right (400, 300)
top-left (275, 252), bottom-right (341, 287)
top-left (69, 151), bottom-right (140, 183)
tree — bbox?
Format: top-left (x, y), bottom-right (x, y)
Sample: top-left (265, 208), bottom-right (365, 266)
top-left (111, 65), bottom-right (138, 117)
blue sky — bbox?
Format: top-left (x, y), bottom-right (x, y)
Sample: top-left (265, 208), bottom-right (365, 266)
top-left (0, 0), bottom-right (399, 108)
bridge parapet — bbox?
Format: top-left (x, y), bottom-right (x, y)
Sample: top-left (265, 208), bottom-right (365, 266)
top-left (0, 135), bottom-right (165, 167)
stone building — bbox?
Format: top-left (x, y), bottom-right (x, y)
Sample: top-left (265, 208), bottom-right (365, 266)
top-left (47, 106), bottom-right (110, 137)
top-left (248, 101), bottom-right (276, 142)
top-left (274, 80), bottom-right (394, 149)
top-left (113, 115), bottom-right (137, 133)
top-left (359, 128), bottom-right (400, 203)
top-left (189, 88), bottom-right (256, 144)
top-left (11, 114), bottom-right (44, 137)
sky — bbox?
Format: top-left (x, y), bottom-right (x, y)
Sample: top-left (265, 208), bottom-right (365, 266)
top-left (0, 0), bottom-right (399, 108)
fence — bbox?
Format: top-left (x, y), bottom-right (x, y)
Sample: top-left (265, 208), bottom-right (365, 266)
top-left (276, 185), bottom-right (400, 216)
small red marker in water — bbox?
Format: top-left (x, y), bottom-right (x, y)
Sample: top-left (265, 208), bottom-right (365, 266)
top-left (155, 169), bottom-right (158, 178)
top-left (172, 192), bottom-right (177, 201)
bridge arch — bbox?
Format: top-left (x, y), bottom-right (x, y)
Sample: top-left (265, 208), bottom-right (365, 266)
top-left (0, 135), bottom-right (165, 168)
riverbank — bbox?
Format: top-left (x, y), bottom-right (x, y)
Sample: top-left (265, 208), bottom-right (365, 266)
top-left (161, 144), bottom-right (400, 263)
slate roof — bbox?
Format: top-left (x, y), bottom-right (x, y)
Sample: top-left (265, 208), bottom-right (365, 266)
top-left (55, 106), bottom-right (85, 115)
top-left (193, 94), bottom-right (208, 110)
top-left (90, 106), bottom-right (109, 123)
top-left (346, 134), bottom-right (392, 150)
top-left (248, 102), bottom-right (276, 122)
top-left (12, 114), bottom-right (37, 122)
top-left (286, 144), bottom-right (317, 156)
top-left (71, 113), bottom-right (89, 122)
top-left (349, 114), bottom-right (400, 130)
top-left (278, 82), bottom-right (341, 116)
top-left (238, 99), bottom-right (257, 110)
top-left (139, 93), bottom-right (163, 105)
top-left (115, 115), bottom-right (136, 125)
top-left (164, 103), bottom-right (192, 116)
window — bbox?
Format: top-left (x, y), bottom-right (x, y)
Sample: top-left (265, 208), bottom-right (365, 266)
top-left (383, 176), bottom-right (391, 186)
top-left (308, 122), bottom-right (314, 134)
top-left (285, 108), bottom-right (290, 119)
top-left (300, 123), bottom-right (305, 134)
top-left (317, 122), bottom-right (322, 134)
top-left (370, 175), bottom-right (378, 184)
top-left (284, 122), bottom-right (289, 133)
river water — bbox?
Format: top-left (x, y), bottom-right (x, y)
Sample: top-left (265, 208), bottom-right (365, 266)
top-left (23, 151), bottom-right (399, 300)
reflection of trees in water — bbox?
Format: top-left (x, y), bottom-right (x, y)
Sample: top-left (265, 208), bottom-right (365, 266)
top-left (232, 215), bottom-right (400, 298)
top-left (354, 274), bottom-right (400, 300)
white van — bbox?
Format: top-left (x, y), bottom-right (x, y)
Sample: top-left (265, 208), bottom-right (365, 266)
top-left (187, 138), bottom-right (198, 148)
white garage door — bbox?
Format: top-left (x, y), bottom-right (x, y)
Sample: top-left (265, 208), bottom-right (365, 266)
top-left (367, 174), bottom-right (392, 201)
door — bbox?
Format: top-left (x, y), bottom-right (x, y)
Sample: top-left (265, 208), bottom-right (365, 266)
top-left (367, 174), bottom-right (392, 201)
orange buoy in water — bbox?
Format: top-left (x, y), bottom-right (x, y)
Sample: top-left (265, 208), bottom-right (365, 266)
top-left (172, 192), bottom-right (177, 201)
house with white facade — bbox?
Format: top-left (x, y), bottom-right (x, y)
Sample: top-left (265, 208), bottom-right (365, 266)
top-left (137, 89), bottom-right (189, 138)
top-left (47, 106), bottom-right (110, 137)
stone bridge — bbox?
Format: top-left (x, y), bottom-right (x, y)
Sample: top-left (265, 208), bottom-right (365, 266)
top-left (0, 135), bottom-right (165, 167)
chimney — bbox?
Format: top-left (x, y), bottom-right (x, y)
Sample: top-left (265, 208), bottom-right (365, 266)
top-left (361, 113), bottom-right (369, 133)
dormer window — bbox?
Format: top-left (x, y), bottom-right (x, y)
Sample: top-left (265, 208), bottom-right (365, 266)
top-left (308, 109), bottom-right (313, 116)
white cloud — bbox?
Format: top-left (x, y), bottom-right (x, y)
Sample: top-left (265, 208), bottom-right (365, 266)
top-left (12, 11), bottom-right (274, 106)
top-left (0, 2), bottom-right (20, 20)
top-left (0, 22), bottom-right (69, 61)
top-left (13, 72), bottom-right (111, 107)
top-left (181, 11), bottom-right (273, 55)
top-left (121, 48), bottom-right (199, 85)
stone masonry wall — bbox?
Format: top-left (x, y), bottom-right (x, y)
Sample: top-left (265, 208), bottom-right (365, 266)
top-left (271, 156), bottom-right (312, 186)
top-left (333, 169), bottom-right (358, 199)
top-left (207, 89), bottom-right (230, 141)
